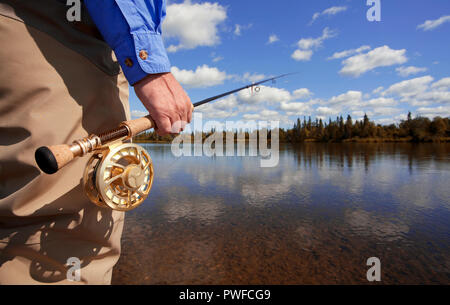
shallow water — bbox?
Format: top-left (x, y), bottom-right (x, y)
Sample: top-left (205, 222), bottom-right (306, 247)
top-left (112, 143), bottom-right (450, 284)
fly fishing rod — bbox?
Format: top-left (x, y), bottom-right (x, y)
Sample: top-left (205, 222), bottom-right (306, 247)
top-left (35, 73), bottom-right (294, 211)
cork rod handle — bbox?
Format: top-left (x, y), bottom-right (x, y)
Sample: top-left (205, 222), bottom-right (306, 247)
top-left (34, 114), bottom-right (161, 175)
top-left (120, 115), bottom-right (155, 137)
top-left (35, 145), bottom-right (78, 174)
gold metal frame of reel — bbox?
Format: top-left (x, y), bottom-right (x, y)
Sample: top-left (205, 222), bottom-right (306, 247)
top-left (83, 142), bottom-right (154, 211)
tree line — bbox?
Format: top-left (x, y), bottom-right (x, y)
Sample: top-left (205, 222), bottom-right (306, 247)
top-left (284, 112), bottom-right (449, 142)
top-left (134, 112), bottom-right (450, 143)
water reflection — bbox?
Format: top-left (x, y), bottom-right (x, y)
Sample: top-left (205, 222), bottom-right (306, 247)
top-left (345, 209), bottom-right (410, 242)
top-left (112, 143), bottom-right (450, 284)
top-left (162, 187), bottom-right (224, 224)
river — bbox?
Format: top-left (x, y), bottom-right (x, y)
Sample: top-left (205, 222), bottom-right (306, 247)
top-left (112, 143), bottom-right (450, 284)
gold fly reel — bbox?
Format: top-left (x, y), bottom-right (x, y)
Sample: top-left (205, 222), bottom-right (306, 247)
top-left (83, 143), bottom-right (154, 211)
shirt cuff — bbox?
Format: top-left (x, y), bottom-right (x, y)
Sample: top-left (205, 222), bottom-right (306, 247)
top-left (113, 32), bottom-right (171, 85)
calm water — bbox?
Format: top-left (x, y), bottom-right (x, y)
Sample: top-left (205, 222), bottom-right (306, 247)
top-left (112, 143), bottom-right (450, 284)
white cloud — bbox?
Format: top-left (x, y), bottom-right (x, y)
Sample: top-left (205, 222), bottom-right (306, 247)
top-left (190, 72), bottom-right (450, 127)
top-left (164, 1), bottom-right (227, 52)
top-left (304, 91), bottom-right (368, 120)
top-left (279, 102), bottom-right (312, 115)
top-left (366, 97), bottom-right (397, 106)
top-left (380, 75), bottom-right (450, 107)
top-left (267, 34), bottom-right (279, 44)
top-left (242, 114), bottom-right (261, 120)
top-left (340, 46), bottom-right (408, 77)
top-left (242, 110), bottom-right (287, 122)
top-left (416, 106), bottom-right (450, 118)
top-left (210, 52), bottom-right (223, 62)
top-left (233, 24), bottom-right (252, 36)
top-left (328, 45), bottom-right (371, 60)
top-left (202, 109), bottom-right (238, 119)
top-left (291, 50), bottom-right (313, 61)
top-left (297, 28), bottom-right (336, 50)
top-left (417, 15), bottom-right (450, 31)
top-left (316, 106), bottom-right (338, 116)
top-left (414, 91), bottom-right (450, 105)
top-left (196, 95), bottom-right (239, 119)
top-left (323, 6), bottom-right (348, 16)
top-left (329, 90), bottom-right (363, 107)
top-left (237, 85), bottom-right (291, 104)
top-left (396, 66), bottom-right (428, 77)
top-left (234, 24), bottom-right (241, 36)
top-left (171, 65), bottom-right (228, 88)
top-left (394, 114), bottom-right (408, 121)
top-left (372, 86), bottom-right (384, 95)
top-left (292, 27), bottom-right (337, 61)
top-left (432, 77), bottom-right (450, 90)
top-left (131, 110), bottom-right (148, 118)
top-left (383, 75), bottom-right (434, 98)
top-left (311, 12), bottom-right (320, 23)
top-left (228, 87), bottom-right (315, 120)
top-left (195, 86), bottom-right (315, 123)
top-left (310, 6), bottom-right (347, 24)
top-left (351, 110), bottom-right (368, 118)
top-left (213, 95), bottom-right (238, 110)
top-left (371, 107), bottom-right (402, 116)
top-left (293, 88), bottom-right (312, 100)
top-left (241, 72), bottom-right (267, 83)
top-left (258, 109), bottom-right (279, 117)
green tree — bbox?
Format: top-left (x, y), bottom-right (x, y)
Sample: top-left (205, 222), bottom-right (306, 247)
top-left (344, 115), bottom-right (353, 139)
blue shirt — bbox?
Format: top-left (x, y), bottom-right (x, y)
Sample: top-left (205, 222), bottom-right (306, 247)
top-left (84, 0), bottom-right (171, 85)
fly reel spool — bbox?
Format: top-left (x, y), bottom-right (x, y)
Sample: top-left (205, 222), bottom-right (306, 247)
top-left (83, 142), bottom-right (154, 211)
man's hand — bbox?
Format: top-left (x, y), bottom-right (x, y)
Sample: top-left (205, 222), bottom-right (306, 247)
top-left (134, 72), bottom-right (192, 136)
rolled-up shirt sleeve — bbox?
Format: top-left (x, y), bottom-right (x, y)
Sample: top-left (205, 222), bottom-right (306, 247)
top-left (84, 0), bottom-right (171, 85)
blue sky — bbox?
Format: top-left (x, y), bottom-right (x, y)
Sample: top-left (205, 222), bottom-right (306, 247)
top-left (129, 0), bottom-right (450, 129)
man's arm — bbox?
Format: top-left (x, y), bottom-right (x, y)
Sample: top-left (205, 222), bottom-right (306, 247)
top-left (84, 0), bottom-right (191, 135)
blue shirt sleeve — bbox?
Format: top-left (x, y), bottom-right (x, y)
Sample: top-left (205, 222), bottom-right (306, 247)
top-left (84, 0), bottom-right (171, 85)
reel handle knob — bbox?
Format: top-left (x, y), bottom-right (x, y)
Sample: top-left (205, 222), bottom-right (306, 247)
top-left (35, 145), bottom-right (75, 174)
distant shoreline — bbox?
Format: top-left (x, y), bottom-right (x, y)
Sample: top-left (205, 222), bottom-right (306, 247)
top-left (134, 137), bottom-right (450, 144)
top-left (133, 113), bottom-right (449, 144)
